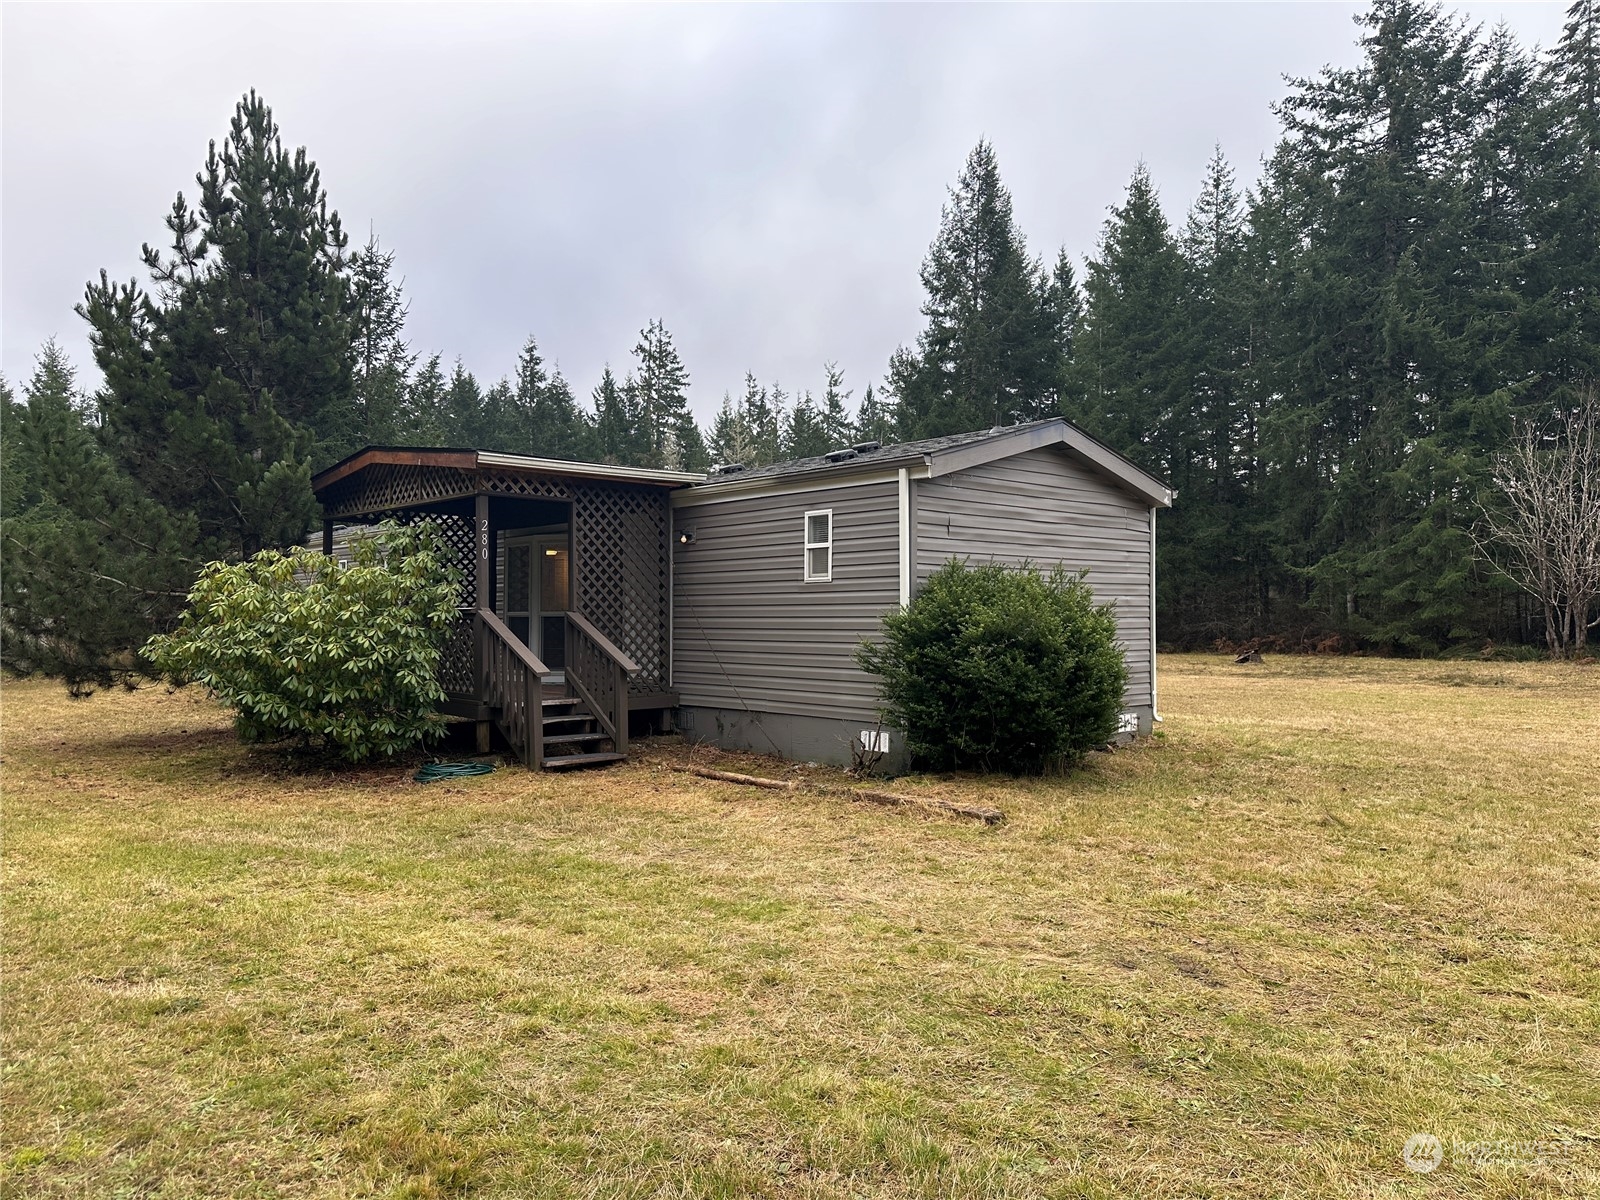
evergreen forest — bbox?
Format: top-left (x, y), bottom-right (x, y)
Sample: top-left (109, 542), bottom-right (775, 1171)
top-left (4, 0), bottom-right (1597, 688)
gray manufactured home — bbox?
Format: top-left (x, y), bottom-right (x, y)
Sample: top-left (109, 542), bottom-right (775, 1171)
top-left (310, 418), bottom-right (1172, 771)
top-left (670, 419), bottom-right (1172, 768)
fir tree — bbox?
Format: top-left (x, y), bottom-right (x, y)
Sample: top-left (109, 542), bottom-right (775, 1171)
top-left (708, 391), bottom-right (756, 466)
top-left (631, 319), bottom-right (697, 467)
top-left (1073, 163), bottom-right (1187, 472)
top-left (442, 361), bottom-right (486, 446)
top-left (1263, 0), bottom-right (1491, 649)
top-left (592, 366), bottom-right (650, 465)
top-left (854, 383), bottom-right (897, 444)
top-left (1162, 148), bottom-right (1267, 643)
top-left (819, 363), bottom-right (855, 448)
top-left (889, 141), bottom-right (1061, 437)
top-left (340, 231), bottom-right (413, 457)
top-left (504, 336), bottom-right (592, 460)
top-left (479, 379), bottom-right (515, 450)
top-left (400, 354), bottom-right (449, 444)
top-left (759, 382), bottom-right (788, 464)
top-left (1535, 0), bottom-right (1600, 399)
top-left (1048, 250), bottom-right (1090, 420)
top-left (785, 389), bottom-right (831, 459)
top-left (1, 343), bottom-right (197, 693)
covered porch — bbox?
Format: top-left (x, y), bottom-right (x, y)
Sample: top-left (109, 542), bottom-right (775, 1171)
top-left (311, 448), bottom-right (701, 769)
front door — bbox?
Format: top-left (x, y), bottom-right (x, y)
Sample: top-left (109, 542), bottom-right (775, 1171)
top-left (503, 535), bottom-right (570, 675)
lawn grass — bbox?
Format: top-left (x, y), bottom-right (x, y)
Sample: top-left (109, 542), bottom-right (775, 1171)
top-left (2, 655), bottom-right (1597, 1198)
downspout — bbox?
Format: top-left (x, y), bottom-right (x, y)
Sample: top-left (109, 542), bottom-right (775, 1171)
top-left (897, 467), bottom-right (912, 607)
top-left (1150, 504), bottom-right (1160, 723)
top-left (667, 499), bottom-right (675, 689)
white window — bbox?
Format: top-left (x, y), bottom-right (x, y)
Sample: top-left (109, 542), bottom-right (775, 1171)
top-left (804, 509), bottom-right (833, 581)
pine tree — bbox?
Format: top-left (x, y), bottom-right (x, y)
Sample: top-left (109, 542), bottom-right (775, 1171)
top-left (78, 90), bottom-right (350, 558)
top-left (1, 343), bottom-right (197, 693)
top-left (0, 374), bottom-right (22, 519)
top-left (665, 407), bottom-right (709, 473)
top-left (889, 141), bottom-right (1061, 437)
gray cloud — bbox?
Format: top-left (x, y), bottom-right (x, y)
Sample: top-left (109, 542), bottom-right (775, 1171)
top-left (2, 2), bottom-right (1569, 421)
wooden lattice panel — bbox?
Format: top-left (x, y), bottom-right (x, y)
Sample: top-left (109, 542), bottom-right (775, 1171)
top-left (394, 510), bottom-right (477, 609)
top-left (481, 471), bottom-right (572, 501)
top-left (437, 611), bottom-right (476, 697)
top-left (571, 481), bottom-right (670, 693)
top-left (322, 464), bottom-right (476, 518)
top-left (316, 459), bottom-right (673, 700)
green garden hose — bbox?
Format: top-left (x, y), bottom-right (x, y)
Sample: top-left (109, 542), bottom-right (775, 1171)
top-left (413, 761), bottom-right (496, 783)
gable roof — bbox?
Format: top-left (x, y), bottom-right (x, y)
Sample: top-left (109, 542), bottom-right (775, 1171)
top-left (689, 418), bottom-right (1173, 507)
top-left (311, 446), bottom-right (704, 495)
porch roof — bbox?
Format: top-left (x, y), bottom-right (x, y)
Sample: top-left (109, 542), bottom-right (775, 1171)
top-left (312, 446), bottom-right (705, 497)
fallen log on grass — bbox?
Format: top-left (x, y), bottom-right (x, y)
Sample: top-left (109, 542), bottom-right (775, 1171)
top-left (671, 765), bottom-right (1004, 825)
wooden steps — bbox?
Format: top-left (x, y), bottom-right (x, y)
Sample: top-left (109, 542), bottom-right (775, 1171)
top-left (542, 750), bottom-right (627, 770)
top-left (532, 694), bottom-right (626, 770)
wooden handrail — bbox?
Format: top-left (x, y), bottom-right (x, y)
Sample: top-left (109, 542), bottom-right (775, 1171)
top-left (478, 608), bottom-right (551, 676)
top-left (476, 608), bottom-right (548, 769)
top-left (563, 612), bottom-right (633, 755)
top-left (565, 610), bottom-right (640, 675)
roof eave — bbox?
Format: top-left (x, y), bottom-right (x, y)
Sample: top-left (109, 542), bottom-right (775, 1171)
top-left (311, 446), bottom-right (705, 495)
top-left (925, 420), bottom-right (1173, 508)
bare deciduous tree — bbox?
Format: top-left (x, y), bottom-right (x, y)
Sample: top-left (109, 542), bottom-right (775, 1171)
top-left (1480, 393), bottom-right (1600, 658)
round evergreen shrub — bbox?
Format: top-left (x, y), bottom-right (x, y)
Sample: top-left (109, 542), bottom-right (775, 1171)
top-left (145, 522), bottom-right (461, 763)
top-left (857, 559), bottom-right (1128, 774)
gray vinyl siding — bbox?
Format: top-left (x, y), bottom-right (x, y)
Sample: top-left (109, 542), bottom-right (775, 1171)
top-left (672, 479), bottom-right (898, 723)
top-left (916, 446), bottom-right (1155, 707)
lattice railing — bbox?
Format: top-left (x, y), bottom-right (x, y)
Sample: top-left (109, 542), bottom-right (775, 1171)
top-left (571, 481), bottom-right (670, 693)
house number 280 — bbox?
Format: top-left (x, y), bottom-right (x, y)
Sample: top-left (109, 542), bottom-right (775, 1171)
top-left (479, 518), bottom-right (489, 560)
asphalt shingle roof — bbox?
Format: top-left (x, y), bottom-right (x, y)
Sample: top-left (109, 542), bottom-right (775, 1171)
top-left (697, 419), bottom-right (1061, 486)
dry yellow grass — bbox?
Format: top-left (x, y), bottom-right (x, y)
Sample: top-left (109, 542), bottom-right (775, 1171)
top-left (2, 655), bottom-right (1597, 1198)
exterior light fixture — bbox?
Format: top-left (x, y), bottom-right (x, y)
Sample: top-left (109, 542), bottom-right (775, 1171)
top-left (677, 529), bottom-right (696, 545)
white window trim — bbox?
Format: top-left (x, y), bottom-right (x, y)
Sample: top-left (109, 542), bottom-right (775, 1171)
top-left (803, 508), bottom-right (833, 582)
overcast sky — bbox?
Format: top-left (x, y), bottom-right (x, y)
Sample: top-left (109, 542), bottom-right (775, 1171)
top-left (1, 2), bottom-right (1570, 422)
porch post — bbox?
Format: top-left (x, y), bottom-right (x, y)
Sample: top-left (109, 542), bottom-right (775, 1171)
top-left (475, 492), bottom-right (491, 754)
top-left (322, 518), bottom-right (335, 557)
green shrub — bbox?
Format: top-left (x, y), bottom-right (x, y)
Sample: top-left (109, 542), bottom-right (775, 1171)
top-left (145, 522), bottom-right (460, 762)
top-left (857, 559), bottom-right (1128, 774)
